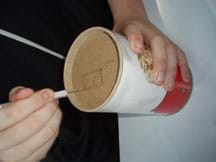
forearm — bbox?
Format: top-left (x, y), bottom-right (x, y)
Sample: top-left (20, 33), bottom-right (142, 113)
top-left (107, 0), bottom-right (149, 24)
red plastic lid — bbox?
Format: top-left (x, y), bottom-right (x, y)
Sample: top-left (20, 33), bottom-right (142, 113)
top-left (152, 66), bottom-right (192, 115)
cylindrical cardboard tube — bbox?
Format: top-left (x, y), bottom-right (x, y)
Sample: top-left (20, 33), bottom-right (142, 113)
top-left (64, 27), bottom-right (192, 115)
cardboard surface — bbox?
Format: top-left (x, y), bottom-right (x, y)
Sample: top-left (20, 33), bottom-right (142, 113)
top-left (64, 29), bottom-right (119, 111)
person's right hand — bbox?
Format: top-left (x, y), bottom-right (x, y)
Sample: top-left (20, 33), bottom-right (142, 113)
top-left (0, 87), bottom-right (62, 162)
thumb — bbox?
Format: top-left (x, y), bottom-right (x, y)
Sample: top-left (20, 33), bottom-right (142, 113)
top-left (123, 24), bottom-right (144, 54)
top-left (9, 86), bottom-right (34, 102)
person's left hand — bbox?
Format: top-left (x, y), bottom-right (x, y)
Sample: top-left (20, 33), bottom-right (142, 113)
top-left (113, 19), bottom-right (191, 91)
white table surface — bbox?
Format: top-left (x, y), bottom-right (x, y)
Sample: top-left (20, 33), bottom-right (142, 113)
top-left (119, 0), bottom-right (216, 162)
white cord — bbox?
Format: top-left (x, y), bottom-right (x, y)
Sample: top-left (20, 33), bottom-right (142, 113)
top-left (0, 29), bottom-right (68, 109)
top-left (0, 90), bottom-right (68, 109)
top-left (0, 29), bottom-right (65, 60)
top-left (54, 90), bottom-right (68, 99)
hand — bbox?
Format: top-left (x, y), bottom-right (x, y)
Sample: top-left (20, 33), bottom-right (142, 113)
top-left (113, 19), bottom-right (191, 91)
top-left (0, 87), bottom-right (62, 162)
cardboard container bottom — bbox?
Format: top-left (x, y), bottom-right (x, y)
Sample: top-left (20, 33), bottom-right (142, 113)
top-left (64, 28), bottom-right (122, 112)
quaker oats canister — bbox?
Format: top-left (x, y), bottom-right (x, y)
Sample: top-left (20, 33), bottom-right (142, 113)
top-left (63, 27), bottom-right (192, 115)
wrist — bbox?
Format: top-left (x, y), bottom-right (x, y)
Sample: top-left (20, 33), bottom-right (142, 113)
top-left (108, 0), bottom-right (149, 29)
top-left (113, 16), bottom-right (151, 33)
top-left (113, 7), bottom-right (149, 24)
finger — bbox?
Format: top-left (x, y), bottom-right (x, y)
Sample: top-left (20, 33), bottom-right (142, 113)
top-left (0, 101), bottom-right (58, 151)
top-left (177, 48), bottom-right (191, 82)
top-left (9, 86), bottom-right (24, 99)
top-left (123, 24), bottom-right (144, 54)
top-left (0, 89), bottom-right (54, 131)
top-left (164, 44), bottom-right (177, 91)
top-left (151, 35), bottom-right (167, 85)
top-left (1, 109), bottom-right (62, 162)
top-left (9, 87), bottom-right (34, 102)
top-left (23, 131), bottom-right (58, 162)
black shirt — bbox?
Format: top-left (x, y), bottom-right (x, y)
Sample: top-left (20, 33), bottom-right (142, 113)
top-left (0, 0), bottom-right (119, 161)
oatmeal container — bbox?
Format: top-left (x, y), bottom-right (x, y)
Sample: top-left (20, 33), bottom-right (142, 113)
top-left (63, 27), bottom-right (192, 115)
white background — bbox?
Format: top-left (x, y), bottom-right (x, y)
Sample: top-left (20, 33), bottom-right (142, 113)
top-left (119, 0), bottom-right (216, 162)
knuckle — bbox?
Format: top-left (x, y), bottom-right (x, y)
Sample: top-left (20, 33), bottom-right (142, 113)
top-left (128, 32), bottom-right (143, 42)
top-left (32, 93), bottom-right (45, 106)
top-left (131, 32), bottom-right (143, 38)
top-left (154, 60), bottom-right (167, 72)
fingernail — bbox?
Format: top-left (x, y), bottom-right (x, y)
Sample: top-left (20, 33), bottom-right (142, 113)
top-left (185, 72), bottom-right (191, 82)
top-left (156, 72), bottom-right (165, 83)
top-left (39, 89), bottom-right (54, 101)
top-left (9, 86), bottom-right (24, 98)
top-left (168, 79), bottom-right (175, 91)
top-left (135, 40), bottom-right (144, 49)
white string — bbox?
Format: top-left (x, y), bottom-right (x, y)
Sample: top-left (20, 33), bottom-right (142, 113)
top-left (0, 90), bottom-right (68, 109)
top-left (0, 29), bottom-right (68, 108)
top-left (0, 29), bottom-right (65, 60)
top-left (54, 90), bottom-right (68, 99)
